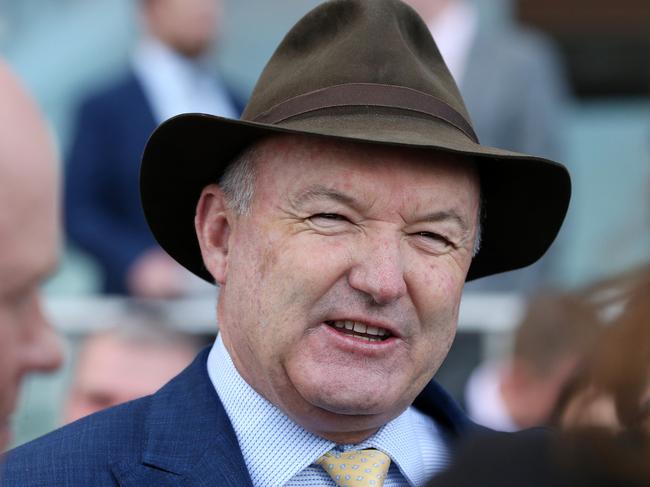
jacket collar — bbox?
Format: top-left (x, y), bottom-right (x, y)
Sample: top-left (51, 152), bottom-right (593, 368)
top-left (112, 347), bottom-right (253, 487)
top-left (413, 379), bottom-right (481, 440)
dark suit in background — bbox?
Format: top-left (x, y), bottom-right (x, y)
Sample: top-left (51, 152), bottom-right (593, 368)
top-left (64, 70), bottom-right (243, 294)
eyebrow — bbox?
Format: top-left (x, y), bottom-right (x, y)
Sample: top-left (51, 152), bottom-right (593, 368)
top-left (290, 184), bottom-right (364, 211)
top-left (415, 210), bottom-right (470, 233)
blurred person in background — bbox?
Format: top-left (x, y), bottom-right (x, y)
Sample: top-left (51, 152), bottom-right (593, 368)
top-left (465, 292), bottom-right (601, 431)
top-left (404, 0), bottom-right (569, 293)
top-left (65, 313), bottom-right (201, 424)
top-left (429, 269), bottom-right (650, 486)
top-left (555, 266), bottom-right (650, 435)
top-left (0, 61), bottom-right (63, 452)
top-left (65, 0), bottom-right (244, 298)
top-left (425, 428), bottom-right (650, 487)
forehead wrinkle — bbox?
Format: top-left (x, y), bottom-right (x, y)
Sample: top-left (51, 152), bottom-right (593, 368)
top-left (416, 210), bottom-right (470, 233)
top-left (289, 184), bottom-right (369, 213)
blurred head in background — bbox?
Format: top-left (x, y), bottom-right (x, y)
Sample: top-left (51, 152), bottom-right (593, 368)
top-left (0, 61), bottom-right (63, 451)
top-left (500, 292), bottom-right (602, 429)
top-left (557, 267), bottom-right (650, 434)
top-left (140, 0), bottom-right (223, 58)
top-left (64, 316), bottom-right (200, 423)
top-left (466, 291), bottom-right (601, 431)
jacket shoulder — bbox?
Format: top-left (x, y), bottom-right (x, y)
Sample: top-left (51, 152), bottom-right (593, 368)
top-left (413, 379), bottom-right (487, 439)
top-left (77, 69), bottom-right (148, 117)
top-left (2, 395), bottom-right (151, 487)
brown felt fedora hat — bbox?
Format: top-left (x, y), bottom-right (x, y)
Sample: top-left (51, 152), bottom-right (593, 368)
top-left (140, 0), bottom-right (570, 282)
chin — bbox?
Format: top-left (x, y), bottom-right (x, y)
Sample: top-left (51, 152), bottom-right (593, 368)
top-left (305, 383), bottom-right (404, 417)
top-left (175, 42), bottom-right (210, 59)
top-left (284, 356), bottom-right (416, 419)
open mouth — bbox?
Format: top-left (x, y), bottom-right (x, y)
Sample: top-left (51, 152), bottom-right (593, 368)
top-left (324, 320), bottom-right (392, 342)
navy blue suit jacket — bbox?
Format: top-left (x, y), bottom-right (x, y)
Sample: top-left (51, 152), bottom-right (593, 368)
top-left (2, 348), bottom-right (479, 486)
top-left (65, 70), bottom-right (244, 294)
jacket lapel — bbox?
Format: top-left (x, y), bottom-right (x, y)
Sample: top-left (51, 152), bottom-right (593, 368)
top-left (111, 348), bottom-right (253, 487)
top-left (413, 379), bottom-right (486, 443)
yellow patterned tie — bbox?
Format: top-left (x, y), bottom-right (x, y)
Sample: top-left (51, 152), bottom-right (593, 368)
top-left (316, 449), bottom-right (391, 487)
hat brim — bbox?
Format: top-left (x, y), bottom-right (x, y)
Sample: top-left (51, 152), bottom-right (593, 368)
top-left (140, 111), bottom-right (570, 283)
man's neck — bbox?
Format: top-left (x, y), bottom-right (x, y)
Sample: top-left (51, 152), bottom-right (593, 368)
top-left (312, 427), bottom-right (379, 445)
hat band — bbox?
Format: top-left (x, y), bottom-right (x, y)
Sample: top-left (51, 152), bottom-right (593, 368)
top-left (252, 83), bottom-right (478, 143)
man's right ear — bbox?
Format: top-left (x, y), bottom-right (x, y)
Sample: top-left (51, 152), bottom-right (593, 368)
top-left (195, 184), bottom-right (231, 284)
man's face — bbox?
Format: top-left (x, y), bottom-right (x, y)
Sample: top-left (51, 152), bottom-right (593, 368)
top-left (200, 135), bottom-right (480, 442)
top-left (0, 65), bottom-right (63, 451)
top-left (65, 333), bottom-right (196, 424)
top-left (146, 0), bottom-right (222, 58)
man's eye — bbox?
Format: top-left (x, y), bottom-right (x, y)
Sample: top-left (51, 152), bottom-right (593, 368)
top-left (313, 213), bottom-right (346, 221)
top-left (413, 232), bottom-right (453, 252)
top-left (308, 213), bottom-right (350, 228)
top-left (416, 231), bottom-right (447, 242)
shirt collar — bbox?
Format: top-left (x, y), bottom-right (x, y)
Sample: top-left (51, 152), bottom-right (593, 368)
top-left (425, 0), bottom-right (478, 84)
top-left (465, 361), bottom-right (519, 432)
top-left (207, 334), bottom-right (447, 486)
top-left (131, 36), bottom-right (237, 123)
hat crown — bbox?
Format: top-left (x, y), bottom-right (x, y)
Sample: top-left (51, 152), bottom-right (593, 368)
top-left (242, 0), bottom-right (472, 127)
top-left (140, 0), bottom-right (570, 285)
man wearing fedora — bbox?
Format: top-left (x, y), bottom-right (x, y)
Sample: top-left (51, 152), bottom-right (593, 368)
top-left (1, 0), bottom-right (569, 486)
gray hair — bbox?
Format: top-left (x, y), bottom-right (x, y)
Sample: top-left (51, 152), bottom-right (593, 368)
top-left (473, 197), bottom-right (484, 257)
top-left (218, 144), bottom-right (258, 216)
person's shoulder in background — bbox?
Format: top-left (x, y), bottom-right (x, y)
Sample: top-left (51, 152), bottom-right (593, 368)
top-left (426, 428), bottom-right (650, 487)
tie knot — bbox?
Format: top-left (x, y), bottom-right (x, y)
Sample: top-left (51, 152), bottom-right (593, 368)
top-left (316, 449), bottom-right (391, 487)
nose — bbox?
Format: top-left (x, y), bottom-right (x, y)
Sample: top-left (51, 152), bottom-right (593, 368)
top-left (20, 295), bottom-right (64, 375)
top-left (347, 235), bottom-right (407, 305)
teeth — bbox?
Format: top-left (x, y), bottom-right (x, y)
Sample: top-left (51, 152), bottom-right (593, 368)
top-left (357, 336), bottom-right (382, 342)
top-left (328, 320), bottom-right (390, 340)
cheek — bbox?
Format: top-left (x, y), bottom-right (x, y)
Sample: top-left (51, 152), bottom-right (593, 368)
top-left (409, 259), bottom-right (463, 359)
top-left (227, 231), bottom-right (314, 334)
top-left (255, 231), bottom-right (281, 281)
top-left (261, 229), bottom-right (352, 292)
top-left (411, 258), bottom-right (465, 315)
top-left (253, 236), bottom-right (354, 349)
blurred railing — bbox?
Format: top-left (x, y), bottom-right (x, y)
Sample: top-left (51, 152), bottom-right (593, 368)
top-left (44, 292), bottom-right (525, 335)
top-left (8, 292), bottom-right (523, 449)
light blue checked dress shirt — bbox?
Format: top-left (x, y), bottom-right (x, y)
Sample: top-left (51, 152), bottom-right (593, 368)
top-left (207, 334), bottom-right (450, 487)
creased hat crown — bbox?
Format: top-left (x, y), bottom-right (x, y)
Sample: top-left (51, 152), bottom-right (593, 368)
top-left (244, 0), bottom-right (471, 129)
